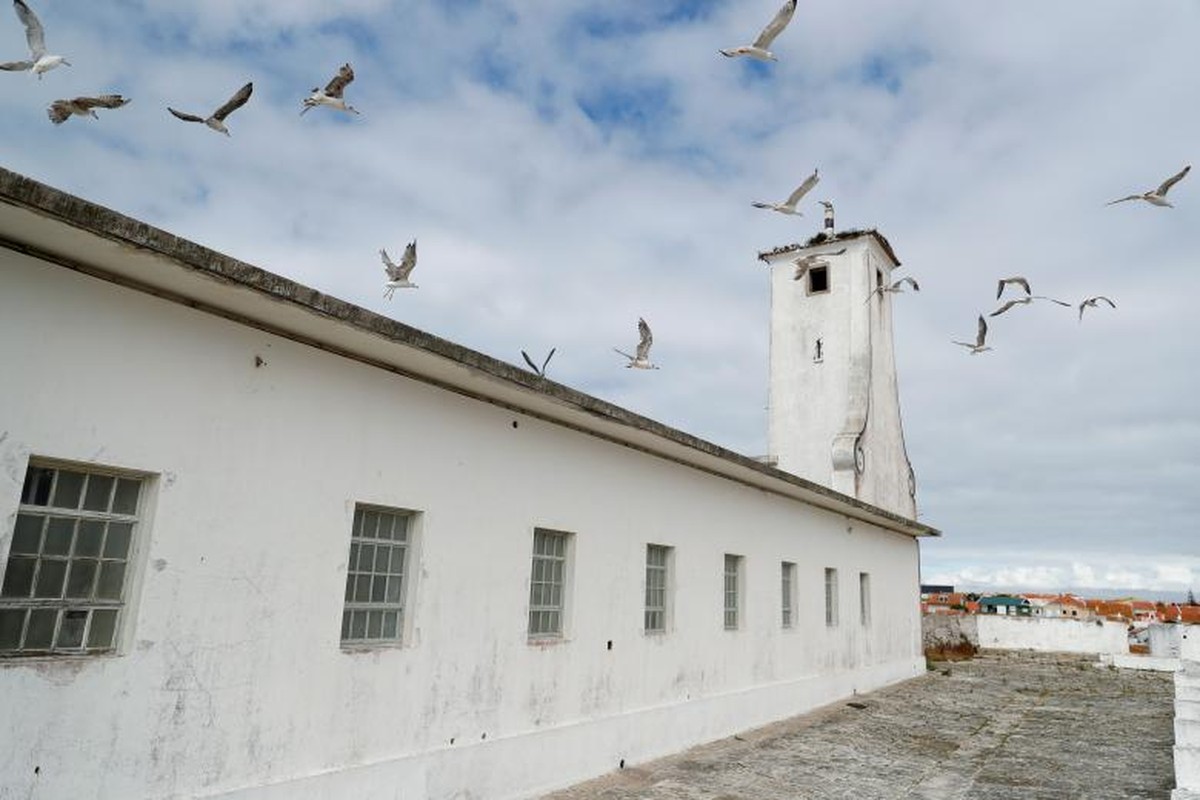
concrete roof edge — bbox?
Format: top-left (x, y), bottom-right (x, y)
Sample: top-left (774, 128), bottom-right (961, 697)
top-left (757, 229), bottom-right (901, 267)
top-left (0, 166), bottom-right (939, 539)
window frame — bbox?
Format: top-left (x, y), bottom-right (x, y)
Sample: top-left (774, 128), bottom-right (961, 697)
top-left (859, 571), bottom-right (872, 628)
top-left (528, 527), bottom-right (572, 641)
top-left (340, 504), bottom-right (415, 649)
top-left (644, 543), bottom-right (672, 635)
top-left (781, 561), bottom-right (796, 629)
top-left (723, 553), bottom-right (742, 631)
top-left (808, 266), bottom-right (830, 295)
top-left (824, 567), bottom-right (839, 628)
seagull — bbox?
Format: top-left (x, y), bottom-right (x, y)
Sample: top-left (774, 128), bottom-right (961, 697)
top-left (753, 168), bottom-right (819, 215)
top-left (614, 317), bottom-right (659, 370)
top-left (301, 63), bottom-right (359, 116)
top-left (0, 0), bottom-right (68, 78)
top-left (521, 348), bottom-right (556, 378)
top-left (46, 95), bottom-right (129, 125)
top-left (1078, 296), bottom-right (1116, 321)
top-left (996, 277), bottom-right (1031, 299)
top-left (719, 0), bottom-right (797, 61)
top-left (1107, 165), bottom-right (1190, 208)
top-left (792, 247), bottom-right (844, 281)
top-left (989, 295), bottom-right (1070, 317)
top-left (381, 241), bottom-right (417, 298)
top-left (867, 276), bottom-right (919, 302)
top-left (952, 316), bottom-right (992, 354)
top-left (168, 82), bottom-right (253, 136)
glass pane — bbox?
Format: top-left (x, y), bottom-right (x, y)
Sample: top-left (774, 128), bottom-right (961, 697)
top-left (393, 516), bottom-right (409, 543)
top-left (66, 559), bottom-right (99, 598)
top-left (52, 471), bottom-right (86, 509)
top-left (361, 511), bottom-right (379, 539)
top-left (103, 523), bottom-right (133, 559)
top-left (1, 556), bottom-right (36, 598)
top-left (11, 514), bottom-right (43, 554)
top-left (374, 545), bottom-right (391, 573)
top-left (35, 559), bottom-right (68, 598)
top-left (385, 576), bottom-right (402, 603)
top-left (343, 573), bottom-right (355, 602)
top-left (21, 467), bottom-right (54, 506)
top-left (340, 610), bottom-right (351, 640)
top-left (96, 562), bottom-right (127, 600)
top-left (0, 609), bottom-right (25, 650)
top-left (56, 609), bottom-right (88, 648)
top-left (87, 609), bottom-right (117, 649)
top-left (370, 575), bottom-right (387, 603)
top-left (111, 478), bottom-right (141, 515)
top-left (389, 547), bottom-right (406, 575)
top-left (83, 474), bottom-right (115, 512)
top-left (25, 608), bottom-right (57, 649)
top-left (367, 611), bottom-right (382, 639)
top-left (348, 543), bottom-right (360, 570)
top-left (376, 514), bottom-right (394, 540)
top-left (44, 518), bottom-right (75, 555)
top-left (350, 610), bottom-right (367, 640)
top-left (354, 575), bottom-right (371, 602)
top-left (75, 521), bottom-right (104, 557)
top-left (382, 611), bottom-right (399, 639)
top-left (358, 544), bottom-right (375, 572)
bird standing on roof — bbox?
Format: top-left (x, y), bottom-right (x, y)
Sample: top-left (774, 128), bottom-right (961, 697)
top-left (953, 316), bottom-right (992, 354)
top-left (615, 318), bottom-right (659, 369)
top-left (381, 240), bottom-right (418, 298)
top-left (47, 95), bottom-right (130, 125)
top-left (169, 82), bottom-right (253, 136)
top-left (0, 0), bottom-right (68, 78)
top-left (753, 168), bottom-right (819, 215)
top-left (302, 63), bottom-right (360, 116)
top-left (719, 0), bottom-right (797, 61)
top-left (1107, 165), bottom-right (1190, 208)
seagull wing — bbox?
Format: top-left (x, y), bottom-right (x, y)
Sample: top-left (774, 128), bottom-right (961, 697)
top-left (1095, 296), bottom-right (1116, 308)
top-left (397, 240), bottom-right (417, 279)
top-left (1106, 194), bottom-right (1141, 206)
top-left (380, 248), bottom-right (402, 281)
top-left (752, 0), bottom-right (797, 49)
top-left (77, 95), bottom-right (130, 111)
top-left (324, 63), bottom-right (354, 98)
top-left (1157, 165), bottom-right (1190, 196)
top-left (521, 350), bottom-right (542, 374)
top-left (783, 168), bottom-right (820, 207)
top-left (899, 276), bottom-right (919, 291)
top-left (989, 300), bottom-right (1020, 317)
top-left (0, 59), bottom-right (33, 70)
top-left (613, 347), bottom-right (635, 361)
top-left (168, 107), bottom-right (204, 123)
top-left (975, 315), bottom-right (988, 347)
top-left (13, 0), bottom-right (45, 59)
top-left (541, 348), bottom-right (556, 373)
top-left (750, 201), bottom-right (774, 209)
top-left (1032, 295), bottom-right (1070, 307)
top-left (212, 82), bottom-right (253, 121)
top-left (46, 100), bottom-right (72, 124)
top-left (636, 317), bottom-right (653, 360)
top-left (996, 277), bottom-right (1030, 298)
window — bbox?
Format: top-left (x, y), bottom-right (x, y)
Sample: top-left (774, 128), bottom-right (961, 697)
top-left (645, 544), bottom-right (671, 633)
top-left (724, 554), bottom-right (742, 630)
top-left (341, 505), bottom-right (411, 646)
top-left (824, 567), bottom-right (839, 627)
top-left (528, 528), bottom-right (569, 639)
top-left (859, 572), bottom-right (871, 627)
top-left (781, 561), bottom-right (796, 628)
top-left (1, 463), bottom-right (143, 656)
top-left (808, 266), bottom-right (829, 294)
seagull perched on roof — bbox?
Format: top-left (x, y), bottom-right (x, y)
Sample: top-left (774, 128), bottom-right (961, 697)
top-left (615, 318), bottom-right (659, 370)
top-left (989, 295), bottom-right (1069, 317)
top-left (867, 276), bottom-right (919, 302)
top-left (1077, 296), bottom-right (1116, 321)
top-left (301, 63), bottom-right (359, 116)
top-left (1107, 165), bottom-right (1190, 208)
top-left (792, 247), bottom-right (845, 281)
top-left (46, 95), bottom-right (129, 125)
top-left (753, 168), bottom-right (819, 215)
top-left (996, 277), bottom-right (1031, 299)
top-left (719, 0), bottom-right (797, 61)
top-left (0, 0), bottom-right (68, 78)
top-left (953, 316), bottom-right (992, 354)
top-left (521, 348), bottom-right (556, 378)
top-left (169, 82), bottom-right (253, 136)
top-left (381, 240), bottom-right (417, 298)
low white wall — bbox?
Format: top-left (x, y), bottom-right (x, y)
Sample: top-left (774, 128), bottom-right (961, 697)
top-left (975, 615), bottom-right (1128, 655)
top-left (1177, 660), bottom-right (1200, 798)
top-left (1152, 624), bottom-right (1184, 658)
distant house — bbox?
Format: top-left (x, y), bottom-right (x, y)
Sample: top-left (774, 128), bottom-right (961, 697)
top-left (923, 592), bottom-right (968, 616)
top-left (979, 596), bottom-right (1032, 616)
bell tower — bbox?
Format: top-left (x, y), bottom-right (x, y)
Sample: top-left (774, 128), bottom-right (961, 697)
top-left (760, 230), bottom-right (917, 519)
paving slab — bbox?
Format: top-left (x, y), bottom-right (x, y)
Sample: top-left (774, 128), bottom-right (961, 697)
top-left (541, 652), bottom-right (1176, 800)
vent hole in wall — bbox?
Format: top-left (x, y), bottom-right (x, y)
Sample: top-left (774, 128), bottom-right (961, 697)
top-left (512, 420), bottom-right (519, 429)
top-left (619, 759), bottom-right (626, 769)
top-left (450, 738), bottom-right (455, 745)
top-left (481, 732), bottom-right (487, 740)
top-left (606, 640), bottom-right (613, 651)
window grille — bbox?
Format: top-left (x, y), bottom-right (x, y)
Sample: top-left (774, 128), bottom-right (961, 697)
top-left (825, 567), bottom-right (839, 627)
top-left (781, 561), bottom-right (795, 628)
top-left (341, 506), bottom-right (410, 645)
top-left (528, 529), bottom-right (568, 638)
top-left (645, 544), bottom-right (669, 633)
top-left (724, 554), bottom-right (741, 630)
top-left (860, 572), bottom-right (872, 627)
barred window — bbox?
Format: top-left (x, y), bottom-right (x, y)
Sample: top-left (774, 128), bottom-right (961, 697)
top-left (341, 506), bottom-right (411, 646)
top-left (781, 561), bottom-right (796, 628)
top-left (1, 463), bottom-right (143, 657)
top-left (825, 567), bottom-right (839, 628)
top-left (724, 554), bottom-right (741, 630)
top-left (528, 529), bottom-right (569, 638)
top-left (859, 572), bottom-right (872, 627)
top-left (644, 544), bottom-right (670, 633)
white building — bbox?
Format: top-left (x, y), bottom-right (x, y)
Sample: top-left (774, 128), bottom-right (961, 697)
top-left (0, 168), bottom-right (937, 799)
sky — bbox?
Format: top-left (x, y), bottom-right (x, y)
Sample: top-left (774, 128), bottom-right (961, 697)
top-left (1, 0), bottom-right (1197, 596)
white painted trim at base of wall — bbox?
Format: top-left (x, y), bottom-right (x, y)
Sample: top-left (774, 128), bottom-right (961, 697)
top-left (202, 656), bottom-right (926, 800)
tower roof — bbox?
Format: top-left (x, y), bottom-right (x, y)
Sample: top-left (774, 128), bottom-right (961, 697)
top-left (757, 228), bottom-right (901, 267)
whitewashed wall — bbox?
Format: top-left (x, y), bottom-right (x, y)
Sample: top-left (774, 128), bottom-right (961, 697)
top-left (1176, 630), bottom-right (1200, 799)
top-left (0, 249), bottom-right (926, 800)
top-left (975, 615), bottom-right (1128, 655)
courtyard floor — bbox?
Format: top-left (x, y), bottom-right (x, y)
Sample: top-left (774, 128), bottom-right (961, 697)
top-left (540, 651), bottom-right (1176, 800)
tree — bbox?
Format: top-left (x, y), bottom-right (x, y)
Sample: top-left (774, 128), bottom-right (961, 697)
top-left (1188, 588), bottom-right (1197, 607)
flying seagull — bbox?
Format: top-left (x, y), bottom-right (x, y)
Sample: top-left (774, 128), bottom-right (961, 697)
top-left (47, 94), bottom-right (129, 125)
top-left (792, 247), bottom-right (844, 281)
top-left (753, 168), bottom-right (819, 215)
top-left (381, 240), bottom-right (417, 298)
top-left (719, 0), bottom-right (797, 61)
top-left (952, 316), bottom-right (992, 354)
top-left (0, 0), bottom-right (68, 78)
top-left (996, 277), bottom-right (1031, 299)
top-left (614, 317), bottom-right (659, 370)
top-left (301, 63), bottom-right (359, 116)
top-left (989, 295), bottom-right (1069, 317)
top-left (168, 82), bottom-right (253, 136)
top-left (867, 276), bottom-right (919, 302)
top-left (521, 348), bottom-right (556, 378)
top-left (1078, 296), bottom-right (1116, 321)
top-left (1107, 165), bottom-right (1190, 208)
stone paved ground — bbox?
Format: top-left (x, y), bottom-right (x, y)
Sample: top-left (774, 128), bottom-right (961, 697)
top-left (542, 652), bottom-right (1176, 800)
